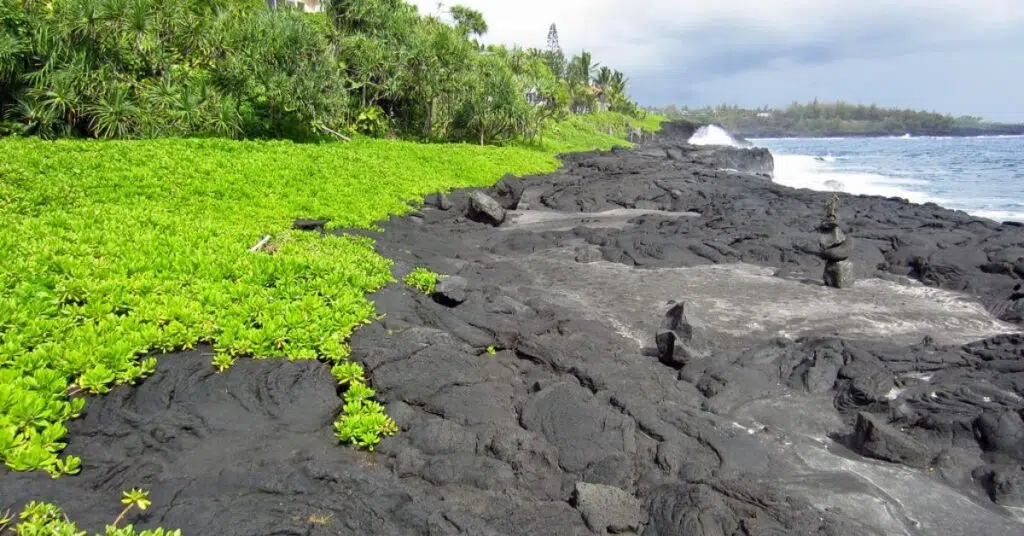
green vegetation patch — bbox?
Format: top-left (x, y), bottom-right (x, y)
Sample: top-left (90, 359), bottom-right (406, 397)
top-left (2, 488), bottom-right (181, 535)
top-left (539, 111), bottom-right (666, 153)
top-left (0, 136), bottom-right (563, 474)
top-left (577, 111), bottom-right (666, 138)
top-left (403, 267), bottom-right (441, 295)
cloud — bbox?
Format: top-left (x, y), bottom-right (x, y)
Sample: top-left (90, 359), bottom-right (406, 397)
top-left (629, 36), bottom-right (1024, 122)
top-left (410, 1), bottom-right (1024, 70)
top-left (407, 1), bottom-right (1024, 116)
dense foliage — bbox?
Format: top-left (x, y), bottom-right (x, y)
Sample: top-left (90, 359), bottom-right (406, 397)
top-left (0, 0), bottom-right (648, 144)
top-left (650, 101), bottom-right (1024, 137)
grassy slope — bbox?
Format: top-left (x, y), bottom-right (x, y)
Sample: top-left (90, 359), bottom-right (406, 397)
top-left (539, 112), bottom-right (666, 153)
top-left (0, 112), bottom-right (663, 480)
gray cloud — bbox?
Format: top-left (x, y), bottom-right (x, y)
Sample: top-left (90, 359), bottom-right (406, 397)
top-left (410, 1), bottom-right (1024, 119)
top-left (640, 14), bottom-right (980, 80)
top-left (631, 33), bottom-right (1024, 122)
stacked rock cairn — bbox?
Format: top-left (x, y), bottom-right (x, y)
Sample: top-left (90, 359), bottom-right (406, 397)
top-left (819, 194), bottom-right (854, 288)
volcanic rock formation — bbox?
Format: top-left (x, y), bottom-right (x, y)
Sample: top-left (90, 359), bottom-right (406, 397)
top-left (3, 123), bottom-right (1024, 536)
top-left (819, 194), bottom-right (855, 288)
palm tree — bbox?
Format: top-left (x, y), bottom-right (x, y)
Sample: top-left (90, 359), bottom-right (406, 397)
top-left (594, 66), bottom-right (612, 91)
top-left (568, 50), bottom-right (598, 87)
top-left (611, 70), bottom-right (626, 91)
top-left (608, 70), bottom-right (627, 101)
top-left (566, 51), bottom-right (599, 113)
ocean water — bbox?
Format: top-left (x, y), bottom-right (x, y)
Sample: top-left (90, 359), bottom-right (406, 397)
top-left (687, 126), bottom-right (1024, 222)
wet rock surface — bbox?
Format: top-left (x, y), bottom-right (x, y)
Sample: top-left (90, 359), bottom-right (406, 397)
top-left (4, 122), bottom-right (1024, 535)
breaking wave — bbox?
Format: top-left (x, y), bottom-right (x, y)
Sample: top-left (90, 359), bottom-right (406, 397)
top-left (688, 125), bottom-right (749, 147)
top-left (771, 154), bottom-right (935, 204)
top-left (700, 127), bottom-right (1024, 223)
top-left (767, 153), bottom-right (1024, 222)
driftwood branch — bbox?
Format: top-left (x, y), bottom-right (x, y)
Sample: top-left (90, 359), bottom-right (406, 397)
top-left (317, 124), bottom-right (352, 141)
top-left (249, 235), bottom-right (271, 253)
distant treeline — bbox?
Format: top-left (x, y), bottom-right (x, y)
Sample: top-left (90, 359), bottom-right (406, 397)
top-left (647, 101), bottom-right (1024, 137)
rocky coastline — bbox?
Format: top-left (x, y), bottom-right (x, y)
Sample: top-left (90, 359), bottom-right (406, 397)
top-left (2, 122), bottom-right (1023, 535)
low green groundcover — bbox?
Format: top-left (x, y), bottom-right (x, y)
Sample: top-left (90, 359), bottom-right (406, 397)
top-left (0, 136), bottom-right (573, 475)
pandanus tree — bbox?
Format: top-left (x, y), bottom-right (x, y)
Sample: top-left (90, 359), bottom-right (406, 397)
top-left (456, 50), bottom-right (530, 145)
top-left (326, 0), bottom-right (411, 36)
top-left (2, 0), bottom-right (255, 138)
top-left (328, 0), bottom-right (422, 128)
top-left (408, 13), bottom-right (477, 139)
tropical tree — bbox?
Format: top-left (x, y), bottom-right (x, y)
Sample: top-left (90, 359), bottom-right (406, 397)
top-left (326, 0), bottom-right (414, 37)
top-left (607, 69), bottom-right (637, 114)
top-left (215, 7), bottom-right (346, 138)
top-left (1, 0), bottom-right (644, 142)
top-left (594, 66), bottom-right (613, 91)
top-left (544, 23), bottom-right (565, 79)
top-left (519, 50), bottom-right (568, 144)
top-left (456, 51), bottom-right (528, 145)
top-left (567, 50), bottom-right (598, 86)
top-left (565, 50), bottom-right (600, 113)
top-left (407, 13), bottom-right (476, 139)
top-left (449, 5), bottom-right (486, 38)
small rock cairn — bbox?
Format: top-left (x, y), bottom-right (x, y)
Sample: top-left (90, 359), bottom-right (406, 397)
top-left (818, 194), bottom-right (854, 288)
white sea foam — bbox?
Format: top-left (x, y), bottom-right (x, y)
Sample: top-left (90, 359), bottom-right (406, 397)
top-left (688, 125), bottom-right (747, 147)
top-left (771, 154), bottom-right (935, 204)
top-left (969, 209), bottom-right (1024, 222)
top-left (769, 155), bottom-right (1024, 222)
top-left (751, 137), bottom-right (849, 141)
top-left (751, 131), bottom-right (1023, 223)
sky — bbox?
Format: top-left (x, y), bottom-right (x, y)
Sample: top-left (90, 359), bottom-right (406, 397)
top-left (409, 0), bottom-right (1024, 122)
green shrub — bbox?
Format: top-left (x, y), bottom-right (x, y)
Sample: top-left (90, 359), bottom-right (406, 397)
top-left (1, 488), bottom-right (181, 536)
top-left (403, 267), bottom-right (440, 295)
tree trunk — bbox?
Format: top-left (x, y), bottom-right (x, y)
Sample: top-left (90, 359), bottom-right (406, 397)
top-left (422, 97), bottom-right (434, 139)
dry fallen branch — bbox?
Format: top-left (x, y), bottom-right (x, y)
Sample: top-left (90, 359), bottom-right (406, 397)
top-left (249, 234), bottom-right (271, 253)
top-left (317, 124), bottom-right (352, 142)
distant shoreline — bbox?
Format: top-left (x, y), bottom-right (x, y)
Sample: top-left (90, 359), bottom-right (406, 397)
top-left (744, 132), bottom-right (1024, 140)
top-left (726, 125), bottom-right (1024, 139)
top-left (647, 102), bottom-right (1024, 140)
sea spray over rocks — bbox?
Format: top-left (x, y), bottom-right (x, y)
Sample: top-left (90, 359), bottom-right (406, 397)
top-left (758, 135), bottom-right (1024, 223)
top-left (687, 124), bottom-right (754, 148)
top-left (3, 122), bottom-right (1023, 535)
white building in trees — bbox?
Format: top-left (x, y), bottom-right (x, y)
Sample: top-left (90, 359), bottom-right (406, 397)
top-left (267, 0), bottom-right (323, 12)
